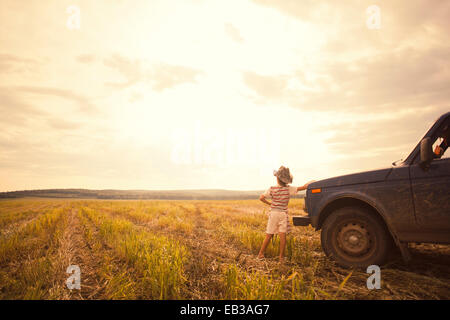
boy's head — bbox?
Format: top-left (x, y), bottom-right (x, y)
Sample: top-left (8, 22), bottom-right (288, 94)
top-left (273, 166), bottom-right (293, 186)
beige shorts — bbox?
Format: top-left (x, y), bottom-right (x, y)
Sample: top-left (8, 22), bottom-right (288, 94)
top-left (265, 209), bottom-right (290, 234)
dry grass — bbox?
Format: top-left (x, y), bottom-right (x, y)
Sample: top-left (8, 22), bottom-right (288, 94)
top-left (0, 198), bottom-right (448, 300)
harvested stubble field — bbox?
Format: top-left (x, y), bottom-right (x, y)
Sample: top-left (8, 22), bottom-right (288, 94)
top-left (0, 198), bottom-right (449, 300)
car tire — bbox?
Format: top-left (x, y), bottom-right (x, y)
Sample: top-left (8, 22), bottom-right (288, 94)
top-left (321, 206), bottom-right (392, 268)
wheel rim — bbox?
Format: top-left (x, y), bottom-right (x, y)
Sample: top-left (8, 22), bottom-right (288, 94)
top-left (333, 220), bottom-right (376, 262)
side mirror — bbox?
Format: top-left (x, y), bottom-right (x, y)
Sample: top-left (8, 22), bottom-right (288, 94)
top-left (420, 137), bottom-right (434, 169)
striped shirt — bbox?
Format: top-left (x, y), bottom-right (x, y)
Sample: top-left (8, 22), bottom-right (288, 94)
top-left (263, 185), bottom-right (298, 212)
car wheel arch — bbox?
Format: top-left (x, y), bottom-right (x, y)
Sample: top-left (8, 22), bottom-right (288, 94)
top-left (317, 196), bottom-right (397, 243)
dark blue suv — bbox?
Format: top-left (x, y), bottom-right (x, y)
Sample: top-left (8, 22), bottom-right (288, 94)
top-left (293, 112), bottom-right (450, 267)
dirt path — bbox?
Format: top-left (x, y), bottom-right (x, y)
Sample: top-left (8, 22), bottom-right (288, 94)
top-left (0, 203), bottom-right (57, 238)
top-left (102, 204), bottom-right (286, 299)
top-left (51, 208), bottom-right (105, 299)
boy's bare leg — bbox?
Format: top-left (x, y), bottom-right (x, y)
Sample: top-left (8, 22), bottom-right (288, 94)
top-left (279, 232), bottom-right (286, 262)
top-left (258, 234), bottom-right (273, 258)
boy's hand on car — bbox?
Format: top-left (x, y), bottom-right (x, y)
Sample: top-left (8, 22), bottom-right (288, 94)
top-left (303, 180), bottom-right (316, 188)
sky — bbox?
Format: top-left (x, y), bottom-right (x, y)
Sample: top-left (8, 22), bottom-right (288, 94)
top-left (0, 0), bottom-right (449, 192)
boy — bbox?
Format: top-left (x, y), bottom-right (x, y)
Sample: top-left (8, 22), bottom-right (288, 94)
top-left (258, 166), bottom-right (312, 263)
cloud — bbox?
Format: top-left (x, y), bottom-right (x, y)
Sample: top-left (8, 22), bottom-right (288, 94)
top-left (7, 85), bottom-right (98, 114)
top-left (252, 0), bottom-right (325, 22)
top-left (321, 107), bottom-right (446, 161)
top-left (150, 63), bottom-right (201, 92)
top-left (0, 53), bottom-right (40, 74)
top-left (243, 71), bottom-right (288, 101)
top-left (242, 45), bottom-right (450, 113)
top-left (1, 0), bottom-right (449, 191)
top-left (129, 91), bottom-right (144, 103)
top-left (103, 54), bottom-right (202, 91)
top-left (252, 0), bottom-right (450, 34)
top-left (103, 54), bottom-right (143, 88)
top-left (0, 87), bottom-right (46, 126)
top-left (225, 23), bottom-right (244, 43)
top-left (46, 118), bottom-right (82, 130)
top-left (308, 47), bottom-right (450, 112)
top-left (0, 129), bottom-right (173, 190)
top-left (76, 54), bottom-right (96, 64)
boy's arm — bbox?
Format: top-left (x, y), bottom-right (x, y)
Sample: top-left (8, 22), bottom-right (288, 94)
top-left (260, 188), bottom-right (272, 206)
top-left (296, 181), bottom-right (315, 192)
top-left (259, 194), bottom-right (271, 206)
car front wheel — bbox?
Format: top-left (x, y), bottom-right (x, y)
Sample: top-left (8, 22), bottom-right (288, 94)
top-left (321, 206), bottom-right (392, 268)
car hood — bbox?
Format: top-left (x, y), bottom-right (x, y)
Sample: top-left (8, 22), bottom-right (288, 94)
top-left (309, 167), bottom-right (393, 189)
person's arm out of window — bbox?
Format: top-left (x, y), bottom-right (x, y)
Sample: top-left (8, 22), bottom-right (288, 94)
top-left (434, 137), bottom-right (448, 158)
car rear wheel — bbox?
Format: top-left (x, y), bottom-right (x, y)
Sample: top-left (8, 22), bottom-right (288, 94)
top-left (321, 206), bottom-right (392, 268)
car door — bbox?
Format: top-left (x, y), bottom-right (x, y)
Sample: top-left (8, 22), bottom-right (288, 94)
top-left (410, 156), bottom-right (450, 233)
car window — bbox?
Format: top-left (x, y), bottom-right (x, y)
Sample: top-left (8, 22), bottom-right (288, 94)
top-left (432, 138), bottom-right (449, 159)
top-left (432, 118), bottom-right (450, 160)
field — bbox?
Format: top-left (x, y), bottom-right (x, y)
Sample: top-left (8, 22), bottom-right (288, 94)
top-left (0, 198), bottom-right (449, 300)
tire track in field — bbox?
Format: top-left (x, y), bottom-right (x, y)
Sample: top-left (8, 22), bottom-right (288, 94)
top-left (100, 203), bottom-right (282, 299)
top-left (98, 204), bottom-right (225, 298)
top-left (0, 202), bottom-right (60, 238)
top-left (58, 204), bottom-right (321, 299)
top-left (77, 207), bottom-right (145, 299)
top-left (181, 205), bottom-right (285, 299)
top-left (51, 208), bottom-right (105, 299)
top-left (0, 205), bottom-right (68, 299)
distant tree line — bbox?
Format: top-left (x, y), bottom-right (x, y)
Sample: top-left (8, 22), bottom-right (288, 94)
top-left (0, 188), bottom-right (304, 200)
